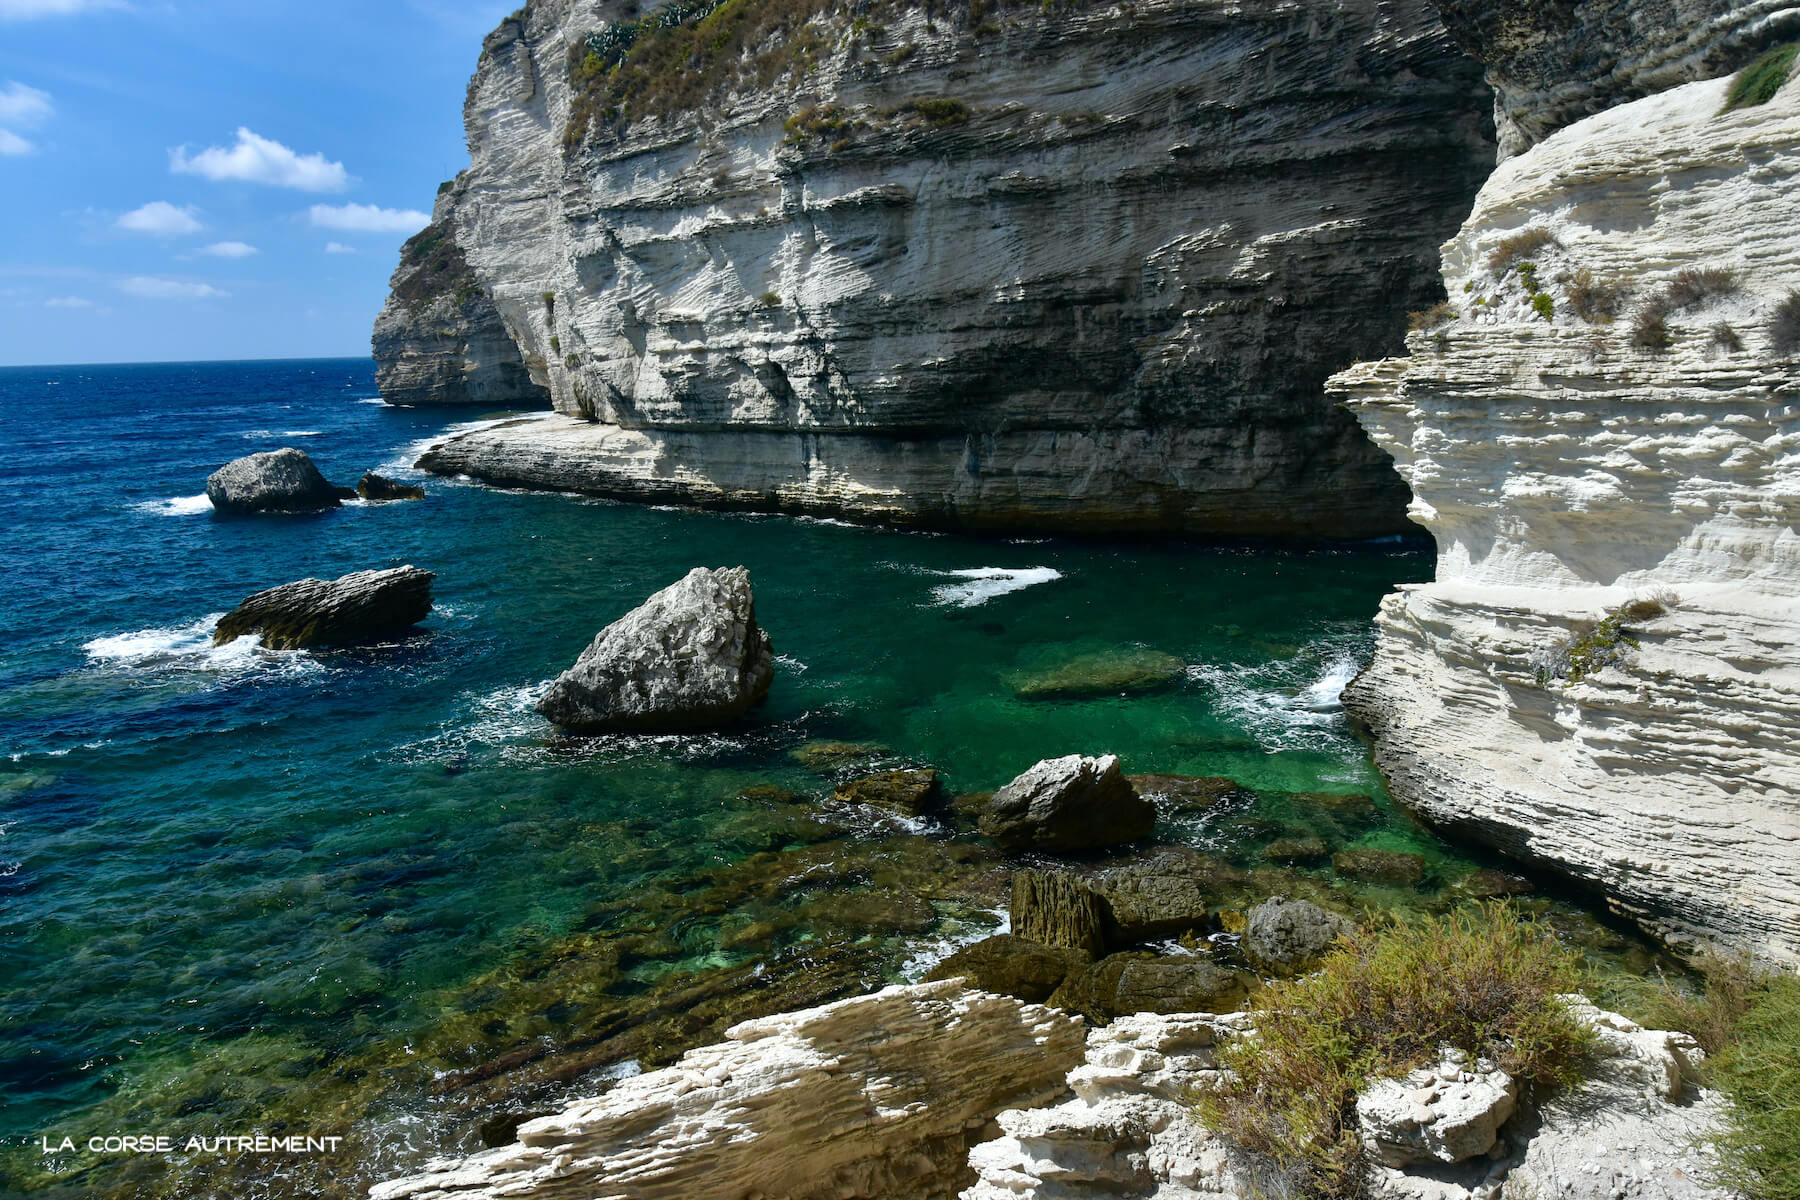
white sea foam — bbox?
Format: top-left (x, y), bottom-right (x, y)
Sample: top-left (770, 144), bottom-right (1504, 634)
top-left (356, 397), bottom-right (388, 405)
top-left (928, 566), bottom-right (1062, 608)
top-left (133, 493), bottom-right (214, 517)
top-left (82, 615), bottom-right (317, 677)
top-left (384, 414), bottom-right (531, 474)
top-left (1186, 640), bottom-right (1370, 753)
top-left (899, 905), bottom-right (1010, 981)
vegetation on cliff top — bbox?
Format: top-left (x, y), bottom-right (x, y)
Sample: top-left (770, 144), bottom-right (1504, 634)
top-left (1724, 41), bottom-right (1800, 112)
top-left (561, 0), bottom-right (1075, 150)
top-left (1197, 904), bottom-right (1595, 1199)
top-left (391, 221), bottom-right (482, 314)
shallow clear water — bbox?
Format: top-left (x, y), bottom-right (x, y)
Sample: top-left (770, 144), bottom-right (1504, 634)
top-left (0, 360), bottom-right (1662, 1196)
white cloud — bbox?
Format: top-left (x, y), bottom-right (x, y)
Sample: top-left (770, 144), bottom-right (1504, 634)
top-left (0, 128), bottom-right (30, 155)
top-left (198, 240), bottom-right (258, 258)
top-left (171, 127), bottom-right (348, 192)
top-left (0, 81), bottom-right (51, 125)
top-left (116, 201), bottom-right (203, 236)
top-left (45, 295), bottom-right (91, 307)
top-left (323, 241), bottom-right (356, 254)
top-left (0, 0), bottom-right (127, 18)
top-left (308, 203), bottom-right (429, 234)
top-left (117, 276), bottom-right (226, 300)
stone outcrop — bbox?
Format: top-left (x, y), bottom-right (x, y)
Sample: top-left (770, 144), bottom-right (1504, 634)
top-left (369, 980), bottom-right (1085, 1200)
top-left (1357, 1048), bottom-right (1519, 1167)
top-left (371, 204), bottom-right (551, 409)
top-left (205, 447), bottom-right (346, 514)
top-left (213, 566), bottom-right (435, 649)
top-left (1241, 896), bottom-right (1353, 975)
top-left (924, 935), bottom-right (1090, 1004)
top-left (1330, 71), bottom-right (1800, 964)
top-left (1429, 0), bottom-right (1800, 158)
top-left (357, 472), bottom-right (426, 501)
top-left (963, 1001), bottom-right (1721, 1200)
top-left (980, 754), bottom-right (1155, 853)
top-left (396, 0), bottom-right (1498, 537)
top-left (536, 565), bottom-right (775, 732)
top-left (833, 768), bottom-right (945, 816)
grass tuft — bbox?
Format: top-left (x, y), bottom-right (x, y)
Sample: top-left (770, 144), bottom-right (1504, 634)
top-left (1197, 904), bottom-right (1595, 1200)
top-left (1566, 269), bottom-right (1628, 323)
top-left (1772, 290), bottom-right (1800, 356)
top-left (1407, 301), bottom-right (1456, 332)
top-left (1712, 974), bottom-right (1800, 1200)
top-left (1665, 267), bottom-right (1739, 311)
top-left (1725, 42), bottom-right (1800, 112)
top-left (1487, 228), bottom-right (1558, 273)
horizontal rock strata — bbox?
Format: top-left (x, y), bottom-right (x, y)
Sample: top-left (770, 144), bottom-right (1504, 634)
top-left (1331, 73), bottom-right (1800, 964)
top-left (1430, 0), bottom-right (1800, 157)
top-left (369, 980), bottom-right (1085, 1200)
top-left (401, 0), bottom-right (1499, 536)
top-left (372, 205), bottom-right (551, 409)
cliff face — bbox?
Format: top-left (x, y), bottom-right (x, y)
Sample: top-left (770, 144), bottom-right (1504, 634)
top-left (371, 198), bottom-right (551, 408)
top-left (1429, 0), bottom-right (1800, 157)
top-left (398, 0), bottom-right (1495, 536)
top-left (1332, 72), bottom-right (1800, 963)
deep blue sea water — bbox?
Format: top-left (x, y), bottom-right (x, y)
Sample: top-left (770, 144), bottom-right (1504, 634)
top-left (0, 359), bottom-right (1662, 1198)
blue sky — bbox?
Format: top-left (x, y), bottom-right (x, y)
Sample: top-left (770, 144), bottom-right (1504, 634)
top-left (0, 0), bottom-right (522, 365)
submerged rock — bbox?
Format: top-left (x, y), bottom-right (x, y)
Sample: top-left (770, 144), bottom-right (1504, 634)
top-left (212, 566), bottom-right (434, 649)
top-left (1125, 773), bottom-right (1244, 816)
top-left (369, 980), bottom-right (1085, 1200)
top-left (1010, 648), bottom-right (1186, 700)
top-left (205, 447), bottom-right (346, 514)
top-left (791, 740), bottom-right (890, 770)
top-left (1333, 847), bottom-right (1427, 887)
top-left (980, 754), bottom-right (1155, 853)
top-left (1263, 835), bottom-right (1331, 864)
top-left (832, 769), bottom-right (944, 817)
top-left (536, 566), bottom-right (774, 733)
top-left (356, 471), bottom-right (425, 501)
top-left (1242, 896), bottom-right (1354, 976)
top-left (924, 935), bottom-right (1089, 1005)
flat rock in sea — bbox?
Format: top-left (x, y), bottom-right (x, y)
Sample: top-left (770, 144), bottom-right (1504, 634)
top-left (535, 566), bottom-right (774, 733)
top-left (356, 471), bottom-right (425, 501)
top-left (213, 566), bottom-right (435, 650)
top-left (205, 447), bottom-right (346, 514)
top-left (832, 769), bottom-right (944, 817)
top-left (924, 935), bottom-right (1090, 1005)
top-left (980, 754), bottom-right (1155, 854)
top-left (1010, 648), bottom-right (1186, 700)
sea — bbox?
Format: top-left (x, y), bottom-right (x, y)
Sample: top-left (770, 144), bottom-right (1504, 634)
top-left (0, 358), bottom-right (1669, 1198)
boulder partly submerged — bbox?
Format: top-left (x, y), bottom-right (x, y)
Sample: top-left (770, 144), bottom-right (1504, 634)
top-left (356, 471), bottom-right (425, 501)
top-left (213, 566), bottom-right (435, 649)
top-left (205, 447), bottom-right (348, 514)
top-left (536, 566), bottom-right (775, 733)
top-left (979, 754), bottom-right (1155, 853)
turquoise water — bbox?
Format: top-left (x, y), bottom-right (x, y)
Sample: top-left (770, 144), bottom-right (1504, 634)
top-left (0, 360), bottom-right (1660, 1198)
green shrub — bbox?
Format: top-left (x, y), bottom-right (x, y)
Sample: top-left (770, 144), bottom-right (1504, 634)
top-left (1772, 290), bottom-right (1800, 356)
top-left (1532, 292), bottom-right (1554, 321)
top-left (1197, 905), bottom-right (1595, 1200)
top-left (1487, 228), bottom-right (1558, 272)
top-left (1633, 305), bottom-right (1672, 352)
top-left (1724, 42), bottom-right (1800, 112)
top-left (549, 335), bottom-right (561, 354)
top-left (1711, 974), bottom-right (1800, 1200)
top-left (1530, 597), bottom-right (1669, 686)
top-left (899, 96), bottom-right (970, 126)
top-left (758, 291), bottom-right (782, 307)
top-left (1712, 321), bottom-right (1744, 352)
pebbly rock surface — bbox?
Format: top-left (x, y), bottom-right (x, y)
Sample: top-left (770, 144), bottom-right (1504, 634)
top-left (1357, 1048), bottom-right (1519, 1167)
top-left (395, 0), bottom-right (1498, 537)
top-left (1241, 896), bottom-right (1354, 976)
top-left (205, 447), bottom-right (346, 514)
top-left (369, 980), bottom-right (1086, 1200)
top-left (371, 207), bottom-right (551, 409)
top-left (1330, 70), bottom-right (1800, 965)
top-left (1429, 0), bottom-right (1800, 158)
top-left (980, 754), bottom-right (1155, 854)
top-left (536, 566), bottom-right (774, 732)
top-left (212, 566), bottom-right (435, 650)
top-left (963, 1000), bottom-right (1722, 1200)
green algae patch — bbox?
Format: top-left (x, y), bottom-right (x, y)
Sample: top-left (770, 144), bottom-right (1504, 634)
top-left (1725, 43), bottom-right (1800, 112)
top-left (1009, 647), bottom-right (1187, 700)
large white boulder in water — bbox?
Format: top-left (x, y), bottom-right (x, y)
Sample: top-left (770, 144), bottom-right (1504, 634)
top-left (205, 447), bottom-right (346, 514)
top-left (536, 566), bottom-right (774, 732)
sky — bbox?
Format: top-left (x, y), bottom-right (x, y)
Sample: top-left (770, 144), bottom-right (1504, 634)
top-left (0, 0), bottom-right (523, 365)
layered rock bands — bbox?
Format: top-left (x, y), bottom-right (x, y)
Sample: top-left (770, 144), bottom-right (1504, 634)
top-left (1331, 72), bottom-right (1800, 965)
top-left (392, 0), bottom-right (1498, 536)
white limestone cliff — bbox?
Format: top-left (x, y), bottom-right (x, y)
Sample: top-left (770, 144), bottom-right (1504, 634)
top-left (397, 0), bottom-right (1497, 536)
top-left (1330, 71), bottom-right (1800, 964)
top-left (368, 979), bottom-right (1085, 1200)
